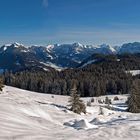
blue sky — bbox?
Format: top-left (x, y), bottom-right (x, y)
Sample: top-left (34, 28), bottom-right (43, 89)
top-left (0, 0), bottom-right (140, 46)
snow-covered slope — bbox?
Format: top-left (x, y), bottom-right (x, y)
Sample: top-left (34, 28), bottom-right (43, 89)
top-left (126, 70), bottom-right (140, 76)
top-left (96, 44), bottom-right (117, 54)
top-left (0, 86), bottom-right (140, 140)
top-left (80, 59), bottom-right (97, 68)
top-left (40, 62), bottom-right (64, 71)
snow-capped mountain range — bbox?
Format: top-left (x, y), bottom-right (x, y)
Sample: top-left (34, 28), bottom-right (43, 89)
top-left (0, 42), bottom-right (140, 72)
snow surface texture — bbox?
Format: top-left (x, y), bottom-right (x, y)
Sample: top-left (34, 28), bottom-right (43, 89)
top-left (0, 86), bottom-right (140, 140)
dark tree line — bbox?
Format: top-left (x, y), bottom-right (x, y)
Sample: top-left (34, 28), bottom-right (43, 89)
top-left (2, 54), bottom-right (137, 97)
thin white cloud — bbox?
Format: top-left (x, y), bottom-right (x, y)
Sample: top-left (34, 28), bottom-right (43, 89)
top-left (42, 0), bottom-right (48, 8)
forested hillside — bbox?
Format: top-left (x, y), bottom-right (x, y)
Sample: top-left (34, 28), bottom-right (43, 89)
top-left (2, 54), bottom-right (140, 97)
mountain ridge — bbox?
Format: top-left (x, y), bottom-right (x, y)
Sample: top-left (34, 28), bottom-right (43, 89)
top-left (0, 42), bottom-right (140, 72)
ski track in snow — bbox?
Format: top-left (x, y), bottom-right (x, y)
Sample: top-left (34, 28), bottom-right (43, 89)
top-left (0, 86), bottom-right (140, 140)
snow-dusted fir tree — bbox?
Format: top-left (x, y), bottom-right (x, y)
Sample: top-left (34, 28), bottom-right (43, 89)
top-left (105, 97), bottom-right (111, 105)
top-left (68, 83), bottom-right (86, 114)
top-left (128, 79), bottom-right (140, 113)
top-left (0, 78), bottom-right (3, 91)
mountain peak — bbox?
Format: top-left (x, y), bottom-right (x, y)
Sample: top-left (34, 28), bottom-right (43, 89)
top-left (99, 44), bottom-right (116, 53)
top-left (4, 42), bottom-right (24, 48)
top-left (73, 42), bottom-right (83, 47)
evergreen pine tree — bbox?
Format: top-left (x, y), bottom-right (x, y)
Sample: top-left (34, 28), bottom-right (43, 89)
top-left (128, 80), bottom-right (140, 113)
top-left (0, 78), bottom-right (4, 91)
top-left (68, 83), bottom-right (86, 114)
top-left (105, 97), bottom-right (111, 105)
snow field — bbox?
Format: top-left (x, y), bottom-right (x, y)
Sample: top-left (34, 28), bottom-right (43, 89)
top-left (0, 86), bottom-right (140, 140)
